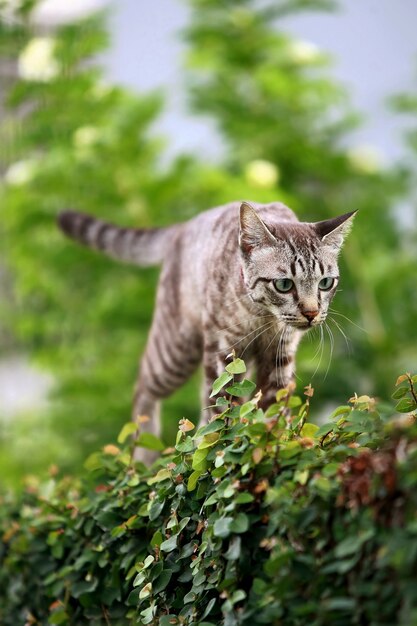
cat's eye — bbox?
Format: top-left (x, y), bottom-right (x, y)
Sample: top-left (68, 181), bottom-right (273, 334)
top-left (274, 278), bottom-right (294, 293)
top-left (318, 277), bottom-right (335, 291)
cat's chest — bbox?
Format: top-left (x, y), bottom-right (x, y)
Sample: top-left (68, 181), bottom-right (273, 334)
top-left (217, 316), bottom-right (286, 359)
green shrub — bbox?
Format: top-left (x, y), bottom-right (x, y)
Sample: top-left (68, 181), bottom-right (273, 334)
top-left (1, 362), bottom-right (417, 625)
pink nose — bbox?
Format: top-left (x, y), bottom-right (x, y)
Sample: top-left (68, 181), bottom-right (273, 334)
top-left (302, 310), bottom-right (319, 322)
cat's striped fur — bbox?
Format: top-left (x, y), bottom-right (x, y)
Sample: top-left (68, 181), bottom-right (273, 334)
top-left (58, 201), bottom-right (355, 461)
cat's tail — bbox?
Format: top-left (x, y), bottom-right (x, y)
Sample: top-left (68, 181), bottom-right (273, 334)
top-left (57, 209), bottom-right (178, 267)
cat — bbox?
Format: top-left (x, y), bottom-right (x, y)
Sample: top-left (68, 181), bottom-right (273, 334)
top-left (58, 200), bottom-right (355, 460)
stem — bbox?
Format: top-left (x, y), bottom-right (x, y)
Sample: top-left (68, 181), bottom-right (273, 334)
top-left (407, 375), bottom-right (417, 406)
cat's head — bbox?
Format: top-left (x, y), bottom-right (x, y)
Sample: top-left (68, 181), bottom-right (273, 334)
top-left (239, 202), bottom-right (356, 330)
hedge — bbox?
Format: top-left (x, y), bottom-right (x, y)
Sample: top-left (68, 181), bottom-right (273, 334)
top-left (1, 361), bottom-right (417, 626)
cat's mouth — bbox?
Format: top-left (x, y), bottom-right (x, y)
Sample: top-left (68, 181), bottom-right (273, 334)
top-left (284, 318), bottom-right (323, 330)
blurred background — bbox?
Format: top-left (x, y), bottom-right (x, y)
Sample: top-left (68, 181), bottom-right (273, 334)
top-left (0, 0), bottom-right (416, 487)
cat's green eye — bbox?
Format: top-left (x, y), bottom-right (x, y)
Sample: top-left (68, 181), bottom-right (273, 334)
top-left (274, 278), bottom-right (294, 293)
top-left (319, 277), bottom-right (335, 291)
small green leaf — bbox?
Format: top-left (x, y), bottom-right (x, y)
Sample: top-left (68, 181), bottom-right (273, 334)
top-left (226, 379), bottom-right (256, 397)
top-left (153, 569), bottom-right (173, 594)
top-left (264, 403), bottom-right (282, 418)
top-left (313, 476), bottom-right (332, 493)
top-left (139, 583), bottom-right (152, 599)
top-left (159, 617), bottom-right (179, 626)
top-left (225, 536), bottom-right (241, 560)
top-left (210, 372), bottom-right (233, 397)
top-left (235, 492), bottom-right (254, 504)
top-left (198, 433), bottom-right (220, 449)
top-left (117, 422), bottom-right (138, 444)
top-left (187, 470), bottom-right (202, 492)
top-left (201, 597), bottom-right (217, 620)
top-left (240, 401), bottom-right (256, 417)
top-left (213, 517), bottom-right (233, 538)
top-left (149, 498), bottom-right (165, 521)
top-left (294, 469), bottom-right (309, 485)
top-left (203, 493), bottom-right (218, 506)
top-left (198, 419), bottom-right (225, 436)
top-left (334, 530), bottom-right (373, 558)
top-left (392, 386), bottom-right (408, 399)
top-left (225, 358), bottom-right (247, 374)
top-left (147, 469), bottom-right (171, 485)
top-left (192, 447), bottom-right (209, 471)
top-left (315, 423), bottom-right (334, 438)
top-left (151, 530), bottom-right (163, 548)
top-left (160, 534), bottom-right (179, 552)
top-left (71, 577), bottom-right (98, 598)
top-left (396, 397), bottom-right (417, 413)
top-left (300, 423), bottom-right (319, 437)
top-left (231, 589), bottom-right (246, 604)
top-left (329, 405), bottom-right (351, 419)
top-left (230, 512), bottom-right (249, 533)
top-left (49, 610), bottom-right (69, 625)
top-left (143, 555), bottom-right (155, 569)
top-left (137, 432), bottom-right (165, 451)
top-left (288, 395), bottom-right (302, 408)
top-left (325, 598), bottom-right (356, 611)
top-left (175, 436), bottom-right (194, 453)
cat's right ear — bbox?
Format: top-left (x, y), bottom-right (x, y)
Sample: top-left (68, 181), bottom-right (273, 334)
top-left (239, 202), bottom-right (276, 255)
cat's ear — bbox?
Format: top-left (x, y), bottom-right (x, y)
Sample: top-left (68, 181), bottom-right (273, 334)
top-left (239, 201), bottom-right (276, 254)
top-left (314, 210), bottom-right (357, 250)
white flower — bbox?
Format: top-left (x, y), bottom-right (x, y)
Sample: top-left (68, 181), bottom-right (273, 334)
top-left (73, 126), bottom-right (100, 149)
top-left (91, 81), bottom-right (113, 100)
top-left (18, 37), bottom-right (59, 82)
top-left (32, 0), bottom-right (108, 26)
top-left (0, 0), bottom-right (22, 23)
top-left (245, 160), bottom-right (280, 189)
top-left (347, 144), bottom-right (383, 174)
top-left (4, 159), bottom-right (36, 186)
top-left (287, 40), bottom-right (322, 64)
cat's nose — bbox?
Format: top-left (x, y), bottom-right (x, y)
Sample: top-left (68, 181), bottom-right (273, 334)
top-left (301, 309), bottom-right (319, 323)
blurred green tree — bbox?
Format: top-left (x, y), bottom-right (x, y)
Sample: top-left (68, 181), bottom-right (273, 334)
top-left (0, 0), bottom-right (415, 483)
top-left (0, 6), bottom-right (203, 482)
top-left (183, 0), bottom-right (417, 399)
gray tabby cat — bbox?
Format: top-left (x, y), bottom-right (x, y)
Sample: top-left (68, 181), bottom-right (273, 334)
top-left (58, 201), bottom-right (355, 458)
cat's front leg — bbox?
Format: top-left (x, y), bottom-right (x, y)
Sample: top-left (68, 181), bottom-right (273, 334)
top-left (256, 345), bottom-right (295, 410)
top-left (200, 340), bottom-right (235, 424)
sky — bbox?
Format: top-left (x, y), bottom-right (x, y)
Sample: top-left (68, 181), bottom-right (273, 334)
top-left (103, 0), bottom-right (417, 164)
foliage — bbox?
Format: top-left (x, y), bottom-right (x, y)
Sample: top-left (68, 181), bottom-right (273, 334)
top-left (1, 360), bottom-right (417, 625)
top-left (183, 0), bottom-right (417, 400)
top-left (0, 0), bottom-right (417, 481)
top-left (0, 6), bottom-right (204, 478)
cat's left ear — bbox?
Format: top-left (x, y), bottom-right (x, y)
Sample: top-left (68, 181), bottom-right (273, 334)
top-left (314, 210), bottom-right (357, 250)
top-left (239, 201), bottom-right (276, 255)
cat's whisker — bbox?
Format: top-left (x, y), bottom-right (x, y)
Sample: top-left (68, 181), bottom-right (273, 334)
top-left (215, 314), bottom-right (275, 335)
top-left (328, 308), bottom-right (367, 333)
top-left (275, 326), bottom-right (288, 388)
top-left (218, 320), bottom-right (275, 354)
top-left (241, 323), bottom-right (275, 358)
top-left (224, 293), bottom-right (253, 307)
top-left (263, 326), bottom-right (282, 356)
top-left (311, 327), bottom-right (323, 363)
top-left (324, 322), bottom-right (334, 380)
top-left (328, 315), bottom-right (351, 354)
top-left (312, 324), bottom-right (325, 380)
